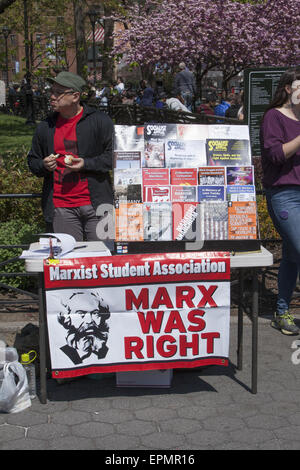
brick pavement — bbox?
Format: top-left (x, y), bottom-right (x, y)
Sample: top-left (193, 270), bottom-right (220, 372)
top-left (1, 319), bottom-right (300, 451)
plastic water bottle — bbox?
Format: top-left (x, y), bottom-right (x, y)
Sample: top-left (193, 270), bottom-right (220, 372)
top-left (21, 351), bottom-right (37, 399)
top-left (0, 346), bottom-right (18, 389)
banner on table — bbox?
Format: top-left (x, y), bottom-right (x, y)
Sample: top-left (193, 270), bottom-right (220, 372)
top-left (44, 252), bottom-right (231, 378)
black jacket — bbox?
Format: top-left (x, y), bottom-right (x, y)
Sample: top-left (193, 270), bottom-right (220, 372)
top-left (27, 104), bottom-right (114, 223)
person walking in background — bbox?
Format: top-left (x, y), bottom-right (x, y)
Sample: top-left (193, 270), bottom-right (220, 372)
top-left (260, 67), bottom-right (300, 335)
top-left (27, 71), bottom-right (114, 244)
top-left (173, 62), bottom-right (196, 112)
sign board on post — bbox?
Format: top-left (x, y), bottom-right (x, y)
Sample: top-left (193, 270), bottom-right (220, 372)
top-left (0, 80), bottom-right (6, 107)
top-left (244, 67), bottom-right (286, 157)
top-left (43, 252), bottom-right (231, 379)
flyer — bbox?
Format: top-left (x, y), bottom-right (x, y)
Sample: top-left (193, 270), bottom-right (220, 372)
top-left (198, 186), bottom-right (225, 202)
top-left (114, 184), bottom-right (142, 204)
top-left (115, 203), bottom-right (144, 241)
top-left (198, 166), bottom-right (226, 186)
top-left (202, 201), bottom-right (228, 240)
top-left (144, 141), bottom-right (165, 168)
top-left (172, 202), bottom-right (201, 241)
top-left (114, 125), bottom-right (144, 169)
top-left (144, 186), bottom-right (171, 202)
top-left (143, 202), bottom-right (172, 241)
top-left (228, 201), bottom-right (257, 239)
top-left (143, 123), bottom-right (177, 167)
top-left (171, 186), bottom-right (197, 202)
top-left (226, 185), bottom-right (256, 202)
top-left (114, 151), bottom-right (141, 169)
top-left (165, 140), bottom-right (206, 168)
top-left (142, 168), bottom-right (170, 186)
top-left (226, 166), bottom-right (254, 185)
top-left (170, 168), bottom-right (198, 186)
top-left (114, 168), bottom-right (142, 186)
top-left (206, 139), bottom-right (251, 166)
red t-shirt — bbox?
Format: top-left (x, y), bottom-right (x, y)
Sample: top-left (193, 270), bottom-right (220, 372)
top-left (53, 109), bottom-right (91, 208)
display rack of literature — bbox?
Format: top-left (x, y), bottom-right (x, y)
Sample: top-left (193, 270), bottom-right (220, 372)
top-left (113, 123), bottom-right (260, 254)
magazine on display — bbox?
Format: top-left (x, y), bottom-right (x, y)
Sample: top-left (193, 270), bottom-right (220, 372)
top-left (198, 186), bottom-right (225, 202)
top-left (142, 168), bottom-right (170, 186)
top-left (115, 203), bottom-right (144, 242)
top-left (226, 185), bottom-right (256, 202)
top-left (202, 201), bottom-right (229, 240)
top-left (226, 166), bottom-right (254, 185)
top-left (143, 202), bottom-right (172, 241)
top-left (165, 139), bottom-right (206, 168)
top-left (206, 139), bottom-right (251, 166)
top-left (143, 123), bottom-right (177, 168)
top-left (172, 202), bottom-right (202, 241)
top-left (170, 168), bottom-right (198, 186)
top-left (171, 186), bottom-right (197, 202)
top-left (198, 166), bottom-right (226, 186)
top-left (144, 186), bottom-right (171, 202)
top-left (228, 201), bottom-right (257, 239)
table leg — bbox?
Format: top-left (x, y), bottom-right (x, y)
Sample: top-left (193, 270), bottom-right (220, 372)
top-left (38, 272), bottom-right (47, 404)
top-left (251, 268), bottom-right (259, 394)
top-left (237, 269), bottom-right (244, 370)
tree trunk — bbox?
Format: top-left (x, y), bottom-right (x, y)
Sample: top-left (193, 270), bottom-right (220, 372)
top-left (72, 0), bottom-right (87, 78)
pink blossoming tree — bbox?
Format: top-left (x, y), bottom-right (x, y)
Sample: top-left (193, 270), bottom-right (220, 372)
top-left (113, 0), bottom-right (300, 92)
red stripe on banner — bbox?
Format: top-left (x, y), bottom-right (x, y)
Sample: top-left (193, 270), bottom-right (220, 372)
top-left (43, 252), bottom-right (230, 289)
top-left (52, 357), bottom-right (228, 378)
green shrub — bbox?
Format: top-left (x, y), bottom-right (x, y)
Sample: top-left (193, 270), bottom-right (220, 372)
top-left (0, 219), bottom-right (44, 289)
top-left (0, 151), bottom-right (43, 227)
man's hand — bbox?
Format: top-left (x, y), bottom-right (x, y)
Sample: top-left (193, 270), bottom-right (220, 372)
top-left (43, 154), bottom-right (58, 171)
top-left (65, 157), bottom-right (84, 171)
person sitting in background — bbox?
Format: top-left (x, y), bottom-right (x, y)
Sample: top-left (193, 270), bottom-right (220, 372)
top-left (225, 94), bottom-right (241, 118)
top-left (115, 76), bottom-right (125, 94)
top-left (165, 92), bottom-right (191, 113)
top-left (214, 92), bottom-right (236, 117)
top-left (197, 94), bottom-right (217, 116)
top-left (139, 80), bottom-right (154, 107)
top-left (156, 92), bottom-right (168, 109)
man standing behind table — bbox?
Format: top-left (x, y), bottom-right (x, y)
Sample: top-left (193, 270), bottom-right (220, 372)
top-left (173, 62), bottom-right (197, 112)
top-left (27, 71), bottom-right (114, 243)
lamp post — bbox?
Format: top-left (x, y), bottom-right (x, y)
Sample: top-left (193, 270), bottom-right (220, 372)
top-left (88, 5), bottom-right (100, 85)
top-left (1, 26), bottom-right (10, 87)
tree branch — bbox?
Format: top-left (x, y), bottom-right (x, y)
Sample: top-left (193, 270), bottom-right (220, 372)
top-left (0, 0), bottom-right (16, 14)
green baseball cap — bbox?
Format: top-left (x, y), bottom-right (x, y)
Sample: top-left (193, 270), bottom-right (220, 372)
top-left (48, 71), bottom-right (86, 92)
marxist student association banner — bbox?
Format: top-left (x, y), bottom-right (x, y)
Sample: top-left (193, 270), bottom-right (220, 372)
top-left (44, 252), bottom-right (231, 378)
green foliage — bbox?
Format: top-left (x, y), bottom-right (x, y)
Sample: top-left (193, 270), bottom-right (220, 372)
top-left (253, 156), bottom-right (280, 240)
top-left (0, 146), bottom-right (45, 289)
top-left (0, 218), bottom-right (43, 288)
top-left (0, 150), bottom-right (43, 226)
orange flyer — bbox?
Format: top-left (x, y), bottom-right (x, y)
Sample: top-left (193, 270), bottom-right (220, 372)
top-left (228, 201), bottom-right (257, 239)
top-left (115, 203), bottom-right (144, 241)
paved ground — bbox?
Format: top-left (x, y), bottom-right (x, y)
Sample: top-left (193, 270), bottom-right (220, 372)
top-left (1, 317), bottom-right (300, 451)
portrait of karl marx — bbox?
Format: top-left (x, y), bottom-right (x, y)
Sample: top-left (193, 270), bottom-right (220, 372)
top-left (57, 291), bottom-right (111, 365)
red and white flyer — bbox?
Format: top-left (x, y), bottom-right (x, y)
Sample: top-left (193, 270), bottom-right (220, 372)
top-left (44, 252), bottom-right (230, 378)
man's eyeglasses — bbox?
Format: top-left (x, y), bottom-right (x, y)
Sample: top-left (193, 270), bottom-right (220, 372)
top-left (50, 88), bottom-right (75, 97)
